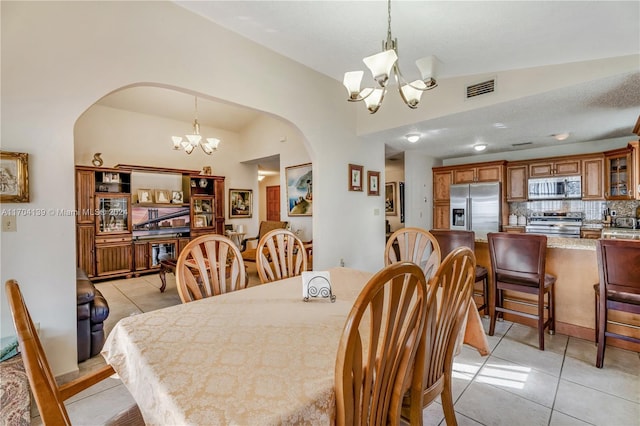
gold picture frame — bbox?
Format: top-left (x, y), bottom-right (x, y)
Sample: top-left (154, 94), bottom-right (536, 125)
top-left (0, 151), bottom-right (29, 203)
top-left (229, 189), bottom-right (253, 218)
top-left (137, 189), bottom-right (153, 203)
top-left (385, 182), bottom-right (397, 215)
top-left (286, 163), bottom-right (312, 216)
top-left (155, 189), bottom-right (171, 204)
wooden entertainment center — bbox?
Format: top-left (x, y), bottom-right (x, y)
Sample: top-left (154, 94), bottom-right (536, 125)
top-left (75, 164), bottom-right (225, 281)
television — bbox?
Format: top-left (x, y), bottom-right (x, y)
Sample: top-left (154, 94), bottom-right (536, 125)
top-left (132, 205), bottom-right (190, 238)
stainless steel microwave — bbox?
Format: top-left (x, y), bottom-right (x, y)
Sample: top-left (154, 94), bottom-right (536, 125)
top-left (528, 176), bottom-right (582, 200)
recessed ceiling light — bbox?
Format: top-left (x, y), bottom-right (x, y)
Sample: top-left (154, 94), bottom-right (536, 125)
top-left (405, 133), bottom-right (420, 143)
top-left (474, 144), bottom-right (487, 152)
top-left (552, 132), bottom-right (570, 141)
top-left (493, 122), bottom-right (507, 129)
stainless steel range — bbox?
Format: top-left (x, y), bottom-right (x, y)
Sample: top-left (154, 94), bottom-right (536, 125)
top-left (525, 211), bottom-right (583, 238)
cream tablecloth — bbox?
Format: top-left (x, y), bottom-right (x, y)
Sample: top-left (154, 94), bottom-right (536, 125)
top-left (102, 267), bottom-right (488, 425)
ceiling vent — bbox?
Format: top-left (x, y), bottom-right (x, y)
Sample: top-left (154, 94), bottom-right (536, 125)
top-left (466, 78), bottom-right (496, 99)
top-left (512, 141), bottom-right (533, 147)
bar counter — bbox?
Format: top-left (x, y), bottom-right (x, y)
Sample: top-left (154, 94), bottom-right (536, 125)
top-left (474, 236), bottom-right (640, 351)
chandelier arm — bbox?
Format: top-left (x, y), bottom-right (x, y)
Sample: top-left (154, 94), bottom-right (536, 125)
top-left (347, 86), bottom-right (380, 103)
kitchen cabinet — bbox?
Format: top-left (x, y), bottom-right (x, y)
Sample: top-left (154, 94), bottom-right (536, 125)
top-left (453, 164), bottom-right (502, 184)
top-left (604, 147), bottom-right (634, 200)
top-left (580, 229), bottom-right (602, 239)
top-left (433, 202), bottom-right (450, 229)
top-left (506, 163), bottom-right (528, 202)
top-left (529, 158), bottom-right (581, 177)
top-left (581, 155), bottom-right (605, 200)
top-left (502, 226), bottom-right (525, 233)
top-left (433, 170), bottom-right (452, 202)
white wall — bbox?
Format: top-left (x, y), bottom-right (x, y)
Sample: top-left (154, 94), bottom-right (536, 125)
top-left (405, 153), bottom-right (441, 230)
top-left (1, 1), bottom-right (382, 375)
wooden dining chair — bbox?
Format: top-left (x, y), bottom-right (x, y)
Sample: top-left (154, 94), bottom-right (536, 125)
top-left (384, 227), bottom-right (441, 280)
top-left (401, 246), bottom-right (477, 426)
top-left (594, 239), bottom-right (640, 368)
top-left (4, 280), bottom-right (144, 426)
top-left (335, 262), bottom-right (435, 426)
top-left (176, 234), bottom-right (247, 303)
top-left (255, 228), bottom-right (308, 284)
top-left (429, 229), bottom-right (490, 315)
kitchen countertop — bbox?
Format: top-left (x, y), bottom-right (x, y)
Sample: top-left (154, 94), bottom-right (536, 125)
top-left (476, 235), bottom-right (597, 251)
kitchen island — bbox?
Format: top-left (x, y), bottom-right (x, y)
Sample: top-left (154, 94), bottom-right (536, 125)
top-left (475, 237), bottom-right (640, 352)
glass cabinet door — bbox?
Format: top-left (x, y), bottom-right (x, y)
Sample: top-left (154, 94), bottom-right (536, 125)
top-left (191, 196), bottom-right (215, 229)
top-left (96, 194), bottom-right (130, 234)
top-left (606, 152), bottom-right (631, 199)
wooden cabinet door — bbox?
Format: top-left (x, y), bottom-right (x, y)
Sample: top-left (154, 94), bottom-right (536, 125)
top-left (453, 169), bottom-right (475, 184)
top-left (529, 162), bottom-right (554, 178)
top-left (433, 171), bottom-right (452, 202)
top-left (214, 177), bottom-right (225, 218)
top-left (582, 157), bottom-right (604, 200)
top-left (506, 165), bottom-right (528, 201)
top-left (133, 241), bottom-right (149, 271)
top-left (530, 159), bottom-right (580, 177)
top-left (95, 243), bottom-right (132, 276)
top-left (476, 165), bottom-right (502, 182)
top-left (554, 159), bottom-right (581, 176)
top-left (76, 169), bottom-right (95, 224)
top-left (76, 224), bottom-right (95, 277)
top-left (433, 202), bottom-right (450, 229)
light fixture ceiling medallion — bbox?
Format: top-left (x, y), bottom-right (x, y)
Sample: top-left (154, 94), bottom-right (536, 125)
top-left (171, 97), bottom-right (221, 155)
top-left (343, 0), bottom-right (438, 114)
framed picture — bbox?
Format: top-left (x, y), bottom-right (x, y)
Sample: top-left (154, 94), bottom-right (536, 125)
top-left (137, 189), bottom-right (153, 203)
top-left (155, 189), bottom-right (171, 204)
top-left (367, 171), bottom-right (380, 196)
top-left (193, 214), bottom-right (208, 228)
top-left (348, 164), bottom-right (363, 191)
top-left (385, 182), bottom-right (396, 215)
top-left (229, 189), bottom-right (253, 218)
top-left (0, 151), bottom-right (29, 203)
top-left (286, 163), bottom-right (312, 216)
top-left (171, 190), bottom-right (184, 204)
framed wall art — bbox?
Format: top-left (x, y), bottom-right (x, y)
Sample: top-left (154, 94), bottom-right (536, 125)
top-left (0, 151), bottom-right (29, 203)
top-left (286, 163), bottom-right (312, 216)
top-left (155, 189), bottom-right (171, 204)
top-left (137, 189), bottom-right (152, 203)
top-left (367, 171), bottom-right (380, 196)
top-left (229, 189), bottom-right (252, 218)
top-left (385, 182), bottom-right (396, 215)
top-left (348, 164), bottom-right (363, 192)
top-left (171, 190), bottom-right (184, 204)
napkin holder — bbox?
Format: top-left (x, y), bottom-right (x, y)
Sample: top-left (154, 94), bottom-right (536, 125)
top-left (302, 271), bottom-right (336, 303)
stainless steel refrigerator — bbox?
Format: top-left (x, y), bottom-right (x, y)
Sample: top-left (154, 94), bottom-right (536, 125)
top-left (449, 182), bottom-right (501, 238)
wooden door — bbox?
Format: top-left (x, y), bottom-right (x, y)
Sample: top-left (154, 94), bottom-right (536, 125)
top-left (266, 185), bottom-right (280, 221)
top-left (582, 156), bottom-right (604, 200)
top-left (433, 171), bottom-right (452, 202)
top-left (506, 164), bottom-right (528, 201)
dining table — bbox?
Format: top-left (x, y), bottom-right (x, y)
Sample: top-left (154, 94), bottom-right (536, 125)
top-left (102, 267), bottom-right (489, 425)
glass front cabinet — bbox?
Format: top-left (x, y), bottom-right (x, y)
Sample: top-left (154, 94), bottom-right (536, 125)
top-left (95, 194), bottom-right (131, 235)
top-left (190, 196), bottom-right (215, 233)
top-left (604, 147), bottom-right (633, 200)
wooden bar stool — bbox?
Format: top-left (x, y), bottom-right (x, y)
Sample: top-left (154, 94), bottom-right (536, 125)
top-left (430, 229), bottom-right (490, 315)
top-left (487, 232), bottom-right (556, 350)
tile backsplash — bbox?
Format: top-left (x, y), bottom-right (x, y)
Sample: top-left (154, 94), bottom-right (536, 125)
top-left (509, 200), bottom-right (640, 224)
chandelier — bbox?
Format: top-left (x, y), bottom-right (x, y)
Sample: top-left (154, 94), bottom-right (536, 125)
top-left (171, 97), bottom-right (221, 155)
top-left (343, 0), bottom-right (438, 114)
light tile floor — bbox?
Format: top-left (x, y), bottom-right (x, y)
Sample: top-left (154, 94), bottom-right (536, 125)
top-left (35, 265), bottom-right (640, 425)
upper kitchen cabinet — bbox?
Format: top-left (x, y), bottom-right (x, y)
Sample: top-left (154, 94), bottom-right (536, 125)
top-left (433, 170), bottom-right (452, 202)
top-left (506, 162), bottom-right (528, 202)
top-left (529, 158), bottom-right (581, 178)
top-left (581, 155), bottom-right (605, 200)
top-left (452, 161), bottom-right (504, 184)
top-left (604, 145), bottom-right (636, 200)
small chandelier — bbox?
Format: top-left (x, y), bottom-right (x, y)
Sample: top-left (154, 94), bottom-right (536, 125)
top-left (171, 97), bottom-right (221, 155)
top-left (343, 0), bottom-right (438, 114)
